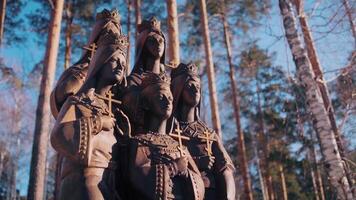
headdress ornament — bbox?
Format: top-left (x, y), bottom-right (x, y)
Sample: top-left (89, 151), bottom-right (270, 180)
top-left (97, 31), bottom-right (129, 55)
top-left (137, 17), bottom-right (161, 34)
top-left (96, 9), bottom-right (121, 23)
top-left (141, 72), bottom-right (171, 89)
top-left (171, 62), bottom-right (199, 79)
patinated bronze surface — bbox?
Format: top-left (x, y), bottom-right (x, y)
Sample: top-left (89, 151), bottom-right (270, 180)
top-left (120, 17), bottom-right (167, 136)
top-left (51, 13), bottom-right (236, 200)
top-left (127, 72), bottom-right (204, 200)
top-left (170, 63), bottom-right (236, 200)
top-left (50, 9), bottom-right (129, 200)
top-left (50, 9), bottom-right (122, 119)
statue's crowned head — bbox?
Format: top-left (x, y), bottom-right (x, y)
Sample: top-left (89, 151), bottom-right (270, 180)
top-left (170, 63), bottom-right (201, 121)
top-left (95, 8), bottom-right (121, 24)
top-left (132, 17), bottom-right (166, 74)
top-left (80, 9), bottom-right (123, 63)
top-left (140, 72), bottom-right (173, 119)
top-left (80, 30), bottom-right (128, 93)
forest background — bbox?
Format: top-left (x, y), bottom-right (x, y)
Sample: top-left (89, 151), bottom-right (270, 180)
top-left (0, 0), bottom-right (355, 199)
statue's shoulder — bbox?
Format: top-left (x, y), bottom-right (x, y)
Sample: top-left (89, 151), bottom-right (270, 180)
top-left (182, 120), bottom-right (216, 138)
top-left (57, 63), bottom-right (88, 85)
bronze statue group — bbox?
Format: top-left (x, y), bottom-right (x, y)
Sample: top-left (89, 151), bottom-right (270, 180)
top-left (50, 9), bottom-right (235, 200)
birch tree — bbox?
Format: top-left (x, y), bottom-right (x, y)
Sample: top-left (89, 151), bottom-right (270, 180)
top-left (279, 0), bottom-right (354, 199)
top-left (293, 0), bottom-right (347, 167)
top-left (27, 1), bottom-right (64, 199)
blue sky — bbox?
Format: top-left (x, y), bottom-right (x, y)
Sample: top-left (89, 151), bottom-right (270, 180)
top-left (0, 0), bottom-right (355, 196)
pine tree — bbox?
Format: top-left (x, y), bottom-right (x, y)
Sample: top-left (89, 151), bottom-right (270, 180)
top-left (220, 1), bottom-right (253, 198)
top-left (27, 1), bottom-right (64, 199)
top-left (166, 0), bottom-right (180, 67)
top-left (198, 0), bottom-right (222, 136)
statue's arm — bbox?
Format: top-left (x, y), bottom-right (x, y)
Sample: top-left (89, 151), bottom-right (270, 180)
top-left (50, 101), bottom-right (102, 164)
top-left (212, 135), bottom-right (236, 200)
top-left (55, 69), bottom-right (86, 106)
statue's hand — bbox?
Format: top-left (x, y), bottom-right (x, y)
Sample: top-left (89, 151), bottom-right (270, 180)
top-left (101, 115), bottom-right (116, 131)
top-left (195, 155), bottom-right (215, 170)
top-left (175, 156), bottom-right (189, 177)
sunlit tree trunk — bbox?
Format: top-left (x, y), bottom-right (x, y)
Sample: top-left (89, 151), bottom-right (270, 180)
top-left (279, 0), bottom-right (354, 199)
top-left (0, 0), bottom-right (6, 45)
top-left (10, 93), bottom-right (21, 199)
top-left (310, 167), bottom-right (320, 200)
top-left (315, 163), bottom-right (326, 200)
top-left (256, 78), bottom-right (274, 200)
top-left (134, 0), bottom-right (141, 41)
top-left (64, 1), bottom-right (73, 70)
top-left (126, 0), bottom-right (131, 74)
top-left (310, 139), bottom-right (326, 200)
top-left (221, 1), bottom-right (253, 199)
top-left (294, 0), bottom-right (348, 170)
top-left (342, 0), bottom-right (356, 46)
top-left (255, 146), bottom-right (269, 200)
top-left (166, 0), bottom-right (180, 68)
top-left (278, 163), bottom-right (288, 200)
top-left (198, 0), bottom-right (222, 136)
top-left (27, 1), bottom-right (64, 199)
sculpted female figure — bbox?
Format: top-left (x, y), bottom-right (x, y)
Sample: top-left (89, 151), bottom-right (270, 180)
top-left (50, 31), bottom-right (129, 200)
top-left (170, 63), bottom-right (236, 200)
top-left (127, 72), bottom-right (205, 200)
top-left (120, 17), bottom-right (167, 135)
top-left (50, 9), bottom-right (122, 119)
top-left (130, 17), bottom-right (165, 76)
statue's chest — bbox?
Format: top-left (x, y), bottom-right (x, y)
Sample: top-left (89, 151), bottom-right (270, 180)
top-left (134, 134), bottom-right (182, 160)
top-left (74, 95), bottom-right (110, 117)
top-left (181, 122), bottom-right (216, 157)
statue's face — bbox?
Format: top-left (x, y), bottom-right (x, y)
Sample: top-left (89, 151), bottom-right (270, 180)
top-left (148, 86), bottom-right (173, 119)
top-left (100, 52), bottom-right (126, 84)
top-left (182, 75), bottom-right (200, 107)
top-left (145, 33), bottom-right (164, 58)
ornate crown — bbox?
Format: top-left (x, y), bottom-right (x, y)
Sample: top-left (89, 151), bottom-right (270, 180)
top-left (137, 17), bottom-right (161, 34)
top-left (141, 72), bottom-right (171, 89)
top-left (97, 30), bottom-right (128, 53)
top-left (96, 9), bottom-right (121, 23)
top-left (171, 62), bottom-right (199, 79)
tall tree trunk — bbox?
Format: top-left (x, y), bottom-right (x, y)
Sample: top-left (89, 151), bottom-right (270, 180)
top-left (310, 139), bottom-right (326, 200)
top-left (256, 78), bottom-right (274, 200)
top-left (342, 0), bottom-right (356, 46)
top-left (310, 166), bottom-right (320, 200)
top-left (27, 1), bottom-right (64, 199)
top-left (315, 162), bottom-right (326, 200)
top-left (166, 0), bottom-right (180, 68)
top-left (221, 2), bottom-right (253, 199)
top-left (53, 154), bottom-right (62, 200)
top-left (134, 0), bottom-right (141, 41)
top-left (10, 96), bottom-right (21, 200)
top-left (64, 1), bottom-right (73, 70)
top-left (278, 163), bottom-right (288, 200)
top-left (255, 146), bottom-right (269, 200)
top-left (198, 0), bottom-right (222, 136)
top-left (0, 0), bottom-right (6, 45)
top-left (126, 0), bottom-right (131, 74)
top-left (279, 0), bottom-right (354, 199)
top-left (294, 0), bottom-right (348, 172)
